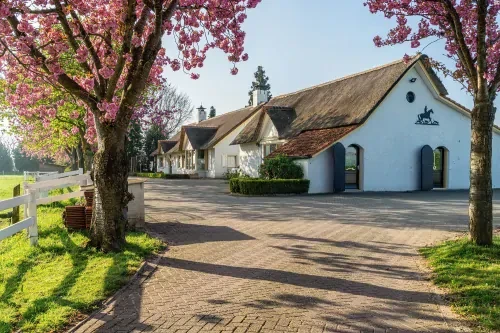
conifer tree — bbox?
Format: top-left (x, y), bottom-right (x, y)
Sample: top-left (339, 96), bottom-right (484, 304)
top-left (248, 66), bottom-right (272, 106)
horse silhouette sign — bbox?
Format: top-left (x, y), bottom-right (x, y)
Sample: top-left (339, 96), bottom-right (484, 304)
top-left (415, 106), bottom-right (439, 126)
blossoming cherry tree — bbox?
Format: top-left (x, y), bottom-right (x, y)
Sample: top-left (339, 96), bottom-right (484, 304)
top-left (0, 0), bottom-right (261, 251)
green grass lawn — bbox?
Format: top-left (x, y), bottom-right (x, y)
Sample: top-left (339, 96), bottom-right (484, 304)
top-left (420, 236), bottom-right (500, 332)
top-left (0, 176), bottom-right (25, 229)
top-left (0, 176), bottom-right (163, 333)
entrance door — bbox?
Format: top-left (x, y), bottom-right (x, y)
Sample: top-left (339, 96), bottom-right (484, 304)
top-left (433, 148), bottom-right (445, 188)
top-left (345, 145), bottom-right (359, 189)
top-left (332, 143), bottom-right (346, 192)
top-left (421, 145), bottom-right (434, 191)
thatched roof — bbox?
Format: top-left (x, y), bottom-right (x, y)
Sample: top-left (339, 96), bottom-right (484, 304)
top-left (231, 109), bottom-right (265, 145)
top-left (164, 105), bottom-right (260, 154)
top-left (233, 55), bottom-right (446, 147)
top-left (184, 126), bottom-right (218, 149)
top-left (159, 140), bottom-right (178, 154)
top-left (266, 106), bottom-right (297, 138)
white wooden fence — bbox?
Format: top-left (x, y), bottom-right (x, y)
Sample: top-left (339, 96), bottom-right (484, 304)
top-left (0, 169), bottom-right (91, 246)
top-left (23, 171), bottom-right (58, 182)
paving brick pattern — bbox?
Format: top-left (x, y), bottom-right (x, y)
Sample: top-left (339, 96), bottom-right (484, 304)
top-left (72, 180), bottom-right (499, 333)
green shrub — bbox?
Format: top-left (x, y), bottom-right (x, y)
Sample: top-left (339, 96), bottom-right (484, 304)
top-left (163, 174), bottom-right (190, 179)
top-left (238, 179), bottom-right (309, 195)
top-left (229, 178), bottom-right (241, 193)
top-left (135, 172), bottom-right (164, 178)
top-left (223, 169), bottom-right (242, 180)
top-left (259, 154), bottom-right (304, 179)
top-left (132, 172), bottom-right (190, 179)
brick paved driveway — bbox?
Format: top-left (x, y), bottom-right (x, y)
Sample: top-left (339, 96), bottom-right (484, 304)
top-left (73, 180), bottom-right (500, 333)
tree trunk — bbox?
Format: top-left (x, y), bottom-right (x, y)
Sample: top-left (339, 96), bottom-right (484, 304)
top-left (76, 143), bottom-right (84, 170)
top-left (81, 140), bottom-right (93, 173)
top-left (90, 128), bottom-right (130, 252)
top-left (69, 148), bottom-right (78, 171)
top-left (469, 100), bottom-right (494, 245)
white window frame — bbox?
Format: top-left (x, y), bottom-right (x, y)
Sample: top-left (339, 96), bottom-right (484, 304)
top-left (261, 143), bottom-right (283, 158)
top-left (226, 155), bottom-right (238, 168)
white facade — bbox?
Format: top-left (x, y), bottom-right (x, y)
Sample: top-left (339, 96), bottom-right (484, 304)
top-left (239, 62), bottom-right (500, 193)
top-left (239, 115), bottom-right (286, 177)
top-left (157, 115), bottom-right (255, 178)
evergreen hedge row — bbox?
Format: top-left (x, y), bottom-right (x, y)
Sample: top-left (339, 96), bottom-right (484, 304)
top-left (131, 172), bottom-right (190, 179)
top-left (230, 178), bottom-right (310, 195)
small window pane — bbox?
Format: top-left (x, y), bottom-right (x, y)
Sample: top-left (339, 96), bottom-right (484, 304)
top-left (227, 156), bottom-right (237, 168)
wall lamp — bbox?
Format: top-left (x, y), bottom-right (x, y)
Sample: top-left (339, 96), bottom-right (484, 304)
top-left (409, 78), bottom-right (417, 83)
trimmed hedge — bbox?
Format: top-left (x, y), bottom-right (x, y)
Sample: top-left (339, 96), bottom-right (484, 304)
top-left (133, 172), bottom-right (164, 178)
top-left (131, 172), bottom-right (190, 179)
top-left (231, 178), bottom-right (310, 195)
top-left (229, 178), bottom-right (241, 193)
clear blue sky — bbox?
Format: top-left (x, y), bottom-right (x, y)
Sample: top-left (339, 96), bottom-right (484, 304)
top-left (162, 0), bottom-right (473, 123)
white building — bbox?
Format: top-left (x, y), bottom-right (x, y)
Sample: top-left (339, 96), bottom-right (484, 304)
top-left (231, 55), bottom-right (500, 193)
top-left (155, 103), bottom-right (262, 178)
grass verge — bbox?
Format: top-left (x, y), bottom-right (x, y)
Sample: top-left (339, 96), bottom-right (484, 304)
top-left (420, 236), bottom-right (500, 332)
top-left (0, 176), bottom-right (163, 333)
top-left (0, 176), bottom-right (25, 229)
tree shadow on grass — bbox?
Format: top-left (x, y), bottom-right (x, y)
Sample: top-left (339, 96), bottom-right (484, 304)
top-left (1, 225), bottom-right (152, 332)
top-left (19, 227), bottom-right (89, 329)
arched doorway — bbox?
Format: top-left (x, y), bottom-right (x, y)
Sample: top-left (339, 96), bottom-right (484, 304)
top-left (346, 145), bottom-right (361, 189)
top-left (433, 147), bottom-right (446, 188)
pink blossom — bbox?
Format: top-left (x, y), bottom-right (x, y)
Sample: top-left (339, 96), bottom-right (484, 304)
top-left (99, 67), bottom-right (115, 79)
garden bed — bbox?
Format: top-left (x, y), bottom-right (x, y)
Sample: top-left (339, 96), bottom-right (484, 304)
top-left (420, 234), bottom-right (500, 332)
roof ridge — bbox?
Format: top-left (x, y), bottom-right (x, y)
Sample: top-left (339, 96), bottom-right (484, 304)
top-left (272, 57), bottom-right (416, 101)
top-left (197, 105), bottom-right (254, 123)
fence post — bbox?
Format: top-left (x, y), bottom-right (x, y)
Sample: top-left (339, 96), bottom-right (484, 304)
top-left (27, 190), bottom-right (38, 246)
top-left (23, 182), bottom-right (28, 220)
top-left (12, 184), bottom-right (20, 224)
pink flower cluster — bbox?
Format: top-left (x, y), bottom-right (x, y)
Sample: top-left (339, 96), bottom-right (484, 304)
top-left (0, 0), bottom-right (260, 159)
top-left (364, 0), bottom-right (500, 92)
top-left (0, 0), bottom-right (260, 124)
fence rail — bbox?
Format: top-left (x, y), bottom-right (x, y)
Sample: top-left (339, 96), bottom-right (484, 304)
top-left (24, 171), bottom-right (58, 182)
top-left (0, 169), bottom-right (91, 246)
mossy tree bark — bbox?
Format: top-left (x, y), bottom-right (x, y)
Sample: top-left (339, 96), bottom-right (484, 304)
top-left (89, 126), bottom-right (130, 252)
top-left (469, 99), bottom-right (494, 245)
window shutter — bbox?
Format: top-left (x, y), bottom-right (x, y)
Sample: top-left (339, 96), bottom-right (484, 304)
top-left (222, 154), bottom-right (227, 167)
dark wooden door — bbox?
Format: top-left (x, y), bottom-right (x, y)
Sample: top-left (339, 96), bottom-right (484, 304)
top-left (333, 143), bottom-right (346, 192)
top-left (421, 145), bottom-right (434, 191)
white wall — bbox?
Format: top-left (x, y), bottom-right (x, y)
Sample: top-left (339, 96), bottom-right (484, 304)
top-left (260, 115), bottom-right (279, 143)
top-left (239, 113), bottom-right (287, 177)
top-left (207, 149), bottom-right (216, 178)
top-left (303, 148), bottom-right (336, 193)
top-left (240, 143), bottom-right (261, 177)
top-left (308, 64), bottom-right (500, 192)
top-left (157, 155), bottom-right (168, 173)
top-left (213, 116), bottom-right (255, 178)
